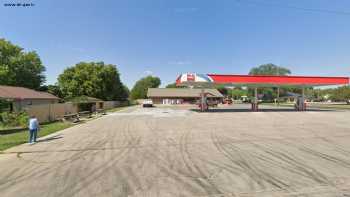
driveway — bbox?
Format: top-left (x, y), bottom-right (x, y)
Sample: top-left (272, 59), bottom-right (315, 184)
top-left (1, 105), bottom-right (350, 197)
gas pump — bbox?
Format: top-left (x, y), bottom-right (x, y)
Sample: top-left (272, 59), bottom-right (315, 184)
top-left (251, 87), bottom-right (259, 111)
top-left (295, 87), bottom-right (306, 111)
top-left (295, 96), bottom-right (306, 111)
top-left (199, 88), bottom-right (208, 112)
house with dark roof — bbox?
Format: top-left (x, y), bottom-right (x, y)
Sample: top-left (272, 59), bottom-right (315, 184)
top-left (0, 85), bottom-right (60, 111)
top-left (147, 88), bottom-right (224, 104)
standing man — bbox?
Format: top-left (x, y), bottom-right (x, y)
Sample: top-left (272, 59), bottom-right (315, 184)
top-left (28, 115), bottom-right (39, 144)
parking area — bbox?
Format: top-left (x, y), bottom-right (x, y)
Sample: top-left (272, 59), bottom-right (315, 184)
top-left (1, 105), bottom-right (350, 197)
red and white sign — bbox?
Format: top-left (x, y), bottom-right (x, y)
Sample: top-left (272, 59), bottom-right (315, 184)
top-left (187, 74), bottom-right (195, 82)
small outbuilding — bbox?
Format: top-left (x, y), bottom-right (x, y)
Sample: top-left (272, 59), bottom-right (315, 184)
top-left (67, 96), bottom-right (104, 112)
top-left (147, 88), bottom-right (224, 104)
top-left (0, 85), bottom-right (60, 111)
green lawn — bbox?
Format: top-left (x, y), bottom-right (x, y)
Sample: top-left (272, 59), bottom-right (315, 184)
top-left (307, 103), bottom-right (350, 110)
top-left (260, 103), bottom-right (293, 107)
top-left (0, 106), bottom-right (134, 151)
top-left (261, 102), bottom-right (350, 110)
top-left (0, 121), bottom-right (73, 151)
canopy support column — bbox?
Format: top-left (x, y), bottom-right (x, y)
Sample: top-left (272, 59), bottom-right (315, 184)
top-left (302, 87), bottom-right (306, 111)
top-left (296, 87), bottom-right (306, 111)
top-left (252, 87), bottom-right (258, 111)
top-left (277, 87), bottom-right (280, 106)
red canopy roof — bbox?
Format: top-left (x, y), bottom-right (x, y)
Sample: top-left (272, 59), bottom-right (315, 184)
top-left (176, 73), bottom-right (349, 87)
top-left (208, 74), bottom-right (350, 86)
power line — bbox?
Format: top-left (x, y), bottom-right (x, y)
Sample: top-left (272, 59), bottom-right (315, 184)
top-left (236, 0), bottom-right (350, 16)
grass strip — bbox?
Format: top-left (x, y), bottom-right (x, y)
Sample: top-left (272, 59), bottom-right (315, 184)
top-left (0, 121), bottom-right (73, 151)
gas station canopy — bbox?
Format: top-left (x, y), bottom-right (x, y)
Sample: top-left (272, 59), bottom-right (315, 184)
top-left (176, 73), bottom-right (350, 87)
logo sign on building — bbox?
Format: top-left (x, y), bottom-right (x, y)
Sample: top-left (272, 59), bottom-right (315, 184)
top-left (187, 74), bottom-right (195, 82)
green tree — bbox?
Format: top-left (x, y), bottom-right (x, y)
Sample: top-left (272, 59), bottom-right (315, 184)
top-left (0, 38), bottom-right (45, 89)
top-left (165, 83), bottom-right (177, 88)
top-left (58, 62), bottom-right (128, 101)
top-left (120, 85), bottom-right (130, 100)
top-left (228, 88), bottom-right (249, 99)
top-left (165, 83), bottom-right (185, 88)
top-left (249, 63), bottom-right (291, 76)
top-left (130, 76), bottom-right (161, 99)
top-left (328, 86), bottom-right (350, 101)
top-left (215, 85), bottom-right (228, 96)
top-left (249, 64), bottom-right (292, 101)
top-left (38, 85), bottom-right (63, 98)
top-left (48, 85), bottom-right (64, 98)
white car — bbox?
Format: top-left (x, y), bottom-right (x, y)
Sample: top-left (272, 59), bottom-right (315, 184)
top-left (142, 100), bottom-right (153, 107)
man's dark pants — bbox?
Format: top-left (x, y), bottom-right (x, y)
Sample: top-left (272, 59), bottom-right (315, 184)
top-left (29, 129), bottom-right (38, 143)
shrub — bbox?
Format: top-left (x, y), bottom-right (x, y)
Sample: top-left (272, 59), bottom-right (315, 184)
top-left (0, 100), bottom-right (11, 112)
top-left (0, 111), bottom-right (29, 128)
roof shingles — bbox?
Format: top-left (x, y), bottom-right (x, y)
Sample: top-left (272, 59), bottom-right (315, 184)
top-left (0, 85), bottom-right (59, 100)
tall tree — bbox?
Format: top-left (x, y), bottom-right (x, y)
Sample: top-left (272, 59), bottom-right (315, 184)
top-left (38, 84), bottom-right (64, 98)
top-left (165, 83), bottom-right (185, 88)
top-left (228, 88), bottom-right (249, 99)
top-left (47, 85), bottom-right (64, 98)
top-left (120, 85), bottom-right (130, 100)
top-left (58, 62), bottom-right (128, 101)
top-left (249, 64), bottom-right (292, 101)
top-left (0, 38), bottom-right (45, 89)
top-left (130, 76), bottom-right (161, 100)
top-left (215, 85), bottom-right (228, 96)
top-left (328, 86), bottom-right (350, 101)
top-left (249, 63), bottom-right (291, 76)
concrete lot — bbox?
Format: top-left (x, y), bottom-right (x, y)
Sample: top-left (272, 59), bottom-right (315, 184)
top-left (1, 104), bottom-right (350, 197)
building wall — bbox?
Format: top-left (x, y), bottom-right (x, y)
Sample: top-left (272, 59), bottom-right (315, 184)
top-left (150, 97), bottom-right (223, 105)
top-left (24, 103), bottom-right (78, 123)
top-left (103, 101), bottom-right (121, 110)
top-left (23, 101), bottom-right (127, 123)
top-left (151, 98), bottom-right (163, 104)
top-left (13, 99), bottom-right (59, 111)
top-left (150, 97), bottom-right (198, 104)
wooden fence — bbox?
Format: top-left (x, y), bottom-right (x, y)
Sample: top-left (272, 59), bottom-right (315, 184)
top-left (24, 101), bottom-right (127, 122)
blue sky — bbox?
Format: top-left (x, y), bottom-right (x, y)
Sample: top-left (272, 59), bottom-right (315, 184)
top-left (1, 0), bottom-right (350, 88)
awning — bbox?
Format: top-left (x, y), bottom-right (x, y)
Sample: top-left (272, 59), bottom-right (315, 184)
top-left (176, 73), bottom-right (350, 87)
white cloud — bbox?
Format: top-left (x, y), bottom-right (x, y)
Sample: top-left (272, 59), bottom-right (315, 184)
top-left (144, 70), bottom-right (153, 75)
top-left (168, 61), bottom-right (192, 65)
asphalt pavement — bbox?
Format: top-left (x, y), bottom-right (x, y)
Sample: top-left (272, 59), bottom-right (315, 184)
top-left (1, 104), bottom-right (350, 197)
